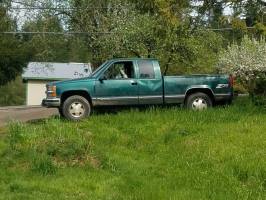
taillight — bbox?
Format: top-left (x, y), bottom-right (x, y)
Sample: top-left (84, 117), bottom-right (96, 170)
top-left (229, 75), bottom-right (234, 88)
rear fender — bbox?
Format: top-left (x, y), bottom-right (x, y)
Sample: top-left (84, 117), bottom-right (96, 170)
top-left (185, 86), bottom-right (215, 103)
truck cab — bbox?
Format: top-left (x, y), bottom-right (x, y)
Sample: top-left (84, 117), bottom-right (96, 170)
top-left (93, 59), bottom-right (164, 105)
top-left (43, 58), bottom-right (233, 121)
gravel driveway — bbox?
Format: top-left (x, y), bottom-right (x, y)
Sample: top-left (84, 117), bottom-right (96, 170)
top-left (0, 106), bottom-right (58, 127)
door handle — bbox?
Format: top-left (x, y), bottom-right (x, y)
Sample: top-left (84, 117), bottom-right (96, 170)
top-left (131, 81), bottom-right (138, 85)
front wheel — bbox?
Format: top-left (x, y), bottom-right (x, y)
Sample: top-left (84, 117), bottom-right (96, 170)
top-left (62, 95), bottom-right (91, 121)
top-left (185, 92), bottom-right (213, 110)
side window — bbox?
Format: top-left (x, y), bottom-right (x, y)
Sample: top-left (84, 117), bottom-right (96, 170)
top-left (104, 61), bottom-right (135, 80)
top-left (138, 60), bottom-right (155, 79)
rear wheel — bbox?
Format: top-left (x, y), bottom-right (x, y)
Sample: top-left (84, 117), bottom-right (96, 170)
top-left (62, 95), bottom-right (91, 121)
top-left (185, 92), bottom-right (213, 110)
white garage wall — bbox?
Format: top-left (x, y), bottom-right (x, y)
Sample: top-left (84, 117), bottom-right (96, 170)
top-left (26, 80), bottom-right (49, 106)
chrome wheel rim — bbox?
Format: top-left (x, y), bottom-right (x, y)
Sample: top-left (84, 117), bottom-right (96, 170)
top-left (192, 98), bottom-right (208, 110)
top-left (69, 102), bottom-right (85, 118)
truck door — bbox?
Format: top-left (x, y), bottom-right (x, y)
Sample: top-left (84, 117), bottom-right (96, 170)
top-left (94, 61), bottom-right (139, 105)
top-left (137, 60), bottom-right (163, 105)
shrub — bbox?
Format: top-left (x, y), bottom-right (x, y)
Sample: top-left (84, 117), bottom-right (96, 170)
top-left (217, 36), bottom-right (266, 105)
top-left (0, 77), bottom-right (26, 106)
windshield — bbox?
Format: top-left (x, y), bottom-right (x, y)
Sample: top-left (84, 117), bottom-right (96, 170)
top-left (90, 61), bottom-right (109, 78)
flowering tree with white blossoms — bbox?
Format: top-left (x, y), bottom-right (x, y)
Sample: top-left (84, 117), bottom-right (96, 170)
top-left (217, 36), bottom-right (266, 96)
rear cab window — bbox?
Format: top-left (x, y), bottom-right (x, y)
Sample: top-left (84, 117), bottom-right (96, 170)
top-left (138, 60), bottom-right (155, 79)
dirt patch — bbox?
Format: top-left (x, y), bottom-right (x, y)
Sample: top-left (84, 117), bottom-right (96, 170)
top-left (0, 107), bottom-right (58, 127)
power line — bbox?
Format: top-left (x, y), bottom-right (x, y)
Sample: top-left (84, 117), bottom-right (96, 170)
top-left (4, 6), bottom-right (119, 10)
top-left (0, 31), bottom-right (115, 35)
top-left (0, 3), bottom-right (127, 11)
top-left (4, 3), bottom-right (264, 11)
top-left (207, 27), bottom-right (256, 31)
top-left (4, 3), bottom-right (263, 11)
top-left (0, 27), bottom-right (257, 35)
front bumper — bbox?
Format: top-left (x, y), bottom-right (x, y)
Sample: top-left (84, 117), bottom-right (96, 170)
top-left (42, 98), bottom-right (61, 107)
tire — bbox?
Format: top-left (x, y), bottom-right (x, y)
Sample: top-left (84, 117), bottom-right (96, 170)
top-left (185, 92), bottom-right (213, 110)
top-left (62, 95), bottom-right (91, 121)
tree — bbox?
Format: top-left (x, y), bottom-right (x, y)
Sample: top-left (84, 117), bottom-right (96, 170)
top-left (22, 15), bottom-right (70, 62)
top-left (0, 6), bottom-right (29, 85)
top-left (127, 0), bottom-right (223, 74)
top-left (64, 0), bottom-right (223, 74)
top-left (217, 36), bottom-right (266, 96)
top-left (3, 0), bottom-right (235, 76)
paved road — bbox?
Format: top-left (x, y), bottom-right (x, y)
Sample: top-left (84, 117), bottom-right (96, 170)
top-left (0, 107), bottom-right (58, 127)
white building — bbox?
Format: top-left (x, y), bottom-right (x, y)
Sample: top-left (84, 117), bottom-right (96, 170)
top-left (22, 62), bottom-right (92, 106)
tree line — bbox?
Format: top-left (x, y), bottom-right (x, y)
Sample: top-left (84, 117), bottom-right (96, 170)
top-left (0, 0), bottom-right (265, 86)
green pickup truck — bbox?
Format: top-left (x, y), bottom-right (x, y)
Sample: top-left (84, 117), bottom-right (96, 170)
top-left (42, 58), bottom-right (234, 120)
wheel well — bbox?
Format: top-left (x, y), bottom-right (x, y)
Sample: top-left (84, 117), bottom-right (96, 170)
top-left (184, 88), bottom-right (214, 104)
top-left (60, 91), bottom-right (92, 106)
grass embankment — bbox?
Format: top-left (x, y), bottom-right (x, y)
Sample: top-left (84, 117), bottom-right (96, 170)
top-left (0, 98), bottom-right (265, 200)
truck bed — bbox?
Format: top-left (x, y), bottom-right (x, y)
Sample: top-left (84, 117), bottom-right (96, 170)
top-left (163, 74), bottom-right (231, 104)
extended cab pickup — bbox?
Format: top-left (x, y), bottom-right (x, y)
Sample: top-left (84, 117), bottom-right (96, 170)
top-left (42, 58), bottom-right (233, 120)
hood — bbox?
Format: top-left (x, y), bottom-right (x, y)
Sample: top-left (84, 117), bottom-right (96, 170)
top-left (47, 77), bottom-right (94, 86)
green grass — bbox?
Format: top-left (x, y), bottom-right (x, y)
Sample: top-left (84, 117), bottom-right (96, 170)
top-left (0, 98), bottom-right (265, 200)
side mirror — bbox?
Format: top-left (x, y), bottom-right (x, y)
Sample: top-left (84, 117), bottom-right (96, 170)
top-left (99, 75), bottom-right (107, 83)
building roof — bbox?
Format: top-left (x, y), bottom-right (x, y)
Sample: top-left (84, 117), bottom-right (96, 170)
top-left (22, 62), bottom-right (92, 81)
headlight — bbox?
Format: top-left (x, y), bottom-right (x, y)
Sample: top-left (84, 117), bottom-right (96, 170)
top-left (46, 85), bottom-right (57, 97)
